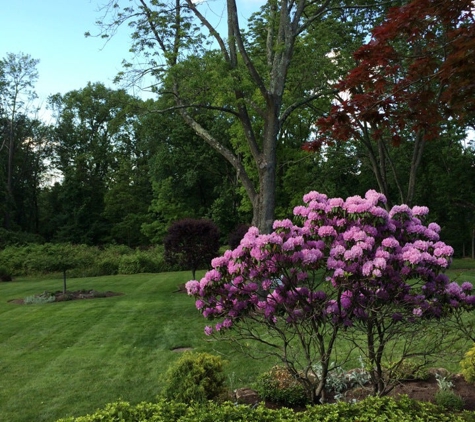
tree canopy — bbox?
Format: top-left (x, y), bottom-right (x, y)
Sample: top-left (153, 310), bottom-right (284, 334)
top-left (92, 0), bottom-right (389, 232)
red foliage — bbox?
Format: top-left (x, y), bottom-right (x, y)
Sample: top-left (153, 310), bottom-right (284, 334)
top-left (313, 0), bottom-right (475, 148)
top-left (164, 218), bottom-right (220, 278)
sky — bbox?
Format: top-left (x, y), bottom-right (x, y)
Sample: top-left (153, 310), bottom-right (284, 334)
top-left (0, 0), bottom-right (265, 122)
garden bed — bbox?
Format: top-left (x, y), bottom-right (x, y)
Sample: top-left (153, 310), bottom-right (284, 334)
top-left (8, 289), bottom-right (123, 304)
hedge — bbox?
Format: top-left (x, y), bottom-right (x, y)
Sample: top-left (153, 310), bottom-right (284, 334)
top-left (56, 396), bottom-right (475, 422)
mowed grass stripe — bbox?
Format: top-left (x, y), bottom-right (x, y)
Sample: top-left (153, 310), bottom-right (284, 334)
top-left (0, 272), bottom-right (201, 422)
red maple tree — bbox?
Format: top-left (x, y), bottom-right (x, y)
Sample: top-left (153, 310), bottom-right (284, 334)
top-left (309, 0), bottom-right (474, 204)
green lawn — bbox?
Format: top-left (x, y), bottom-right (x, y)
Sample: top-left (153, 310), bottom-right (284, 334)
top-left (0, 272), bottom-right (268, 422)
top-left (1, 262), bottom-right (475, 422)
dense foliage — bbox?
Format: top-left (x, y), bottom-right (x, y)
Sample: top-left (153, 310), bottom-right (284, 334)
top-left (1, 0), bottom-right (475, 257)
top-left (254, 365), bottom-right (308, 407)
top-left (56, 396), bottom-right (474, 422)
top-left (160, 352), bottom-right (227, 404)
top-left (0, 244), bottom-right (171, 278)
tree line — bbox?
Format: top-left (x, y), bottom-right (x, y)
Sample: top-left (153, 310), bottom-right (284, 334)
top-left (0, 0), bottom-right (474, 256)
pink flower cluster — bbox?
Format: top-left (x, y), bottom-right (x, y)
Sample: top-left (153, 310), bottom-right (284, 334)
top-left (187, 190), bottom-right (473, 335)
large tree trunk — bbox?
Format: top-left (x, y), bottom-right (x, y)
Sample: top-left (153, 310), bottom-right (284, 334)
top-left (253, 103), bottom-right (280, 233)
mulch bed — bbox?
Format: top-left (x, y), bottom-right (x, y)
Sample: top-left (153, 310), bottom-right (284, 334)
top-left (8, 289), bottom-right (123, 305)
top-left (236, 371), bottom-right (475, 412)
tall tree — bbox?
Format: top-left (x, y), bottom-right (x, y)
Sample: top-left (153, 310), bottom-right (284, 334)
top-left (92, 0), bottom-right (386, 233)
top-left (0, 53), bottom-right (40, 229)
top-left (46, 83), bottom-right (145, 244)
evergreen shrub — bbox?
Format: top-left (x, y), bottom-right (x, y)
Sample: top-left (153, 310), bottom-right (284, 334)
top-left (160, 352), bottom-right (227, 403)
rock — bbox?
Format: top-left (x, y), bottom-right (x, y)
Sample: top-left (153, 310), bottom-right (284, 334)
top-left (428, 368), bottom-right (452, 378)
top-left (234, 388), bottom-right (259, 405)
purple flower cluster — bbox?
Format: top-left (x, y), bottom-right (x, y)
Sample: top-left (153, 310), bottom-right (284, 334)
top-left (187, 190), bottom-right (473, 335)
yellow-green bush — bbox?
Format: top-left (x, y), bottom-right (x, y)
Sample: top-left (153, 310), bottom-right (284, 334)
top-left (460, 343), bottom-right (475, 384)
top-left (160, 352), bottom-right (227, 404)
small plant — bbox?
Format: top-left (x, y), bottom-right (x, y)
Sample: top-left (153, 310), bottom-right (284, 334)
top-left (23, 291), bottom-right (56, 305)
top-left (161, 352), bottom-right (227, 403)
top-left (254, 365), bottom-right (308, 406)
top-left (435, 373), bottom-right (454, 391)
top-left (434, 389), bottom-right (465, 411)
top-left (460, 343), bottom-right (475, 384)
top-left (385, 359), bottom-right (429, 381)
top-left (312, 357), bottom-right (370, 401)
top-left (347, 357), bottom-right (372, 388)
top-left (434, 372), bottom-right (464, 411)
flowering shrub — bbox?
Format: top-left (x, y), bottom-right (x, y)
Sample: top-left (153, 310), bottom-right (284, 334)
top-left (187, 190), bottom-right (474, 398)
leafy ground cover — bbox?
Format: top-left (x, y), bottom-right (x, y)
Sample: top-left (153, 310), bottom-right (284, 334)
top-left (1, 264), bottom-right (475, 421)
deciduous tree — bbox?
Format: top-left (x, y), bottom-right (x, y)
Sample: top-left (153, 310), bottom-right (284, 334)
top-left (92, 0), bottom-right (386, 233)
top-left (164, 218), bottom-right (220, 279)
top-left (46, 83), bottom-right (145, 244)
top-left (0, 52), bottom-right (42, 230)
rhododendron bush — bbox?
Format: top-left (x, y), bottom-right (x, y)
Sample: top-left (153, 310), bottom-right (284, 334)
top-left (187, 190), bottom-right (474, 400)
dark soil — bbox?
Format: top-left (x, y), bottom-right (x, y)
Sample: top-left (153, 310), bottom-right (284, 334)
top-left (344, 371), bottom-right (475, 411)
top-left (8, 289), bottom-right (123, 305)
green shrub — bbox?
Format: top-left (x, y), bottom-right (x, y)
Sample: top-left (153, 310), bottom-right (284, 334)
top-left (385, 359), bottom-right (430, 381)
top-left (118, 248), bottom-right (168, 274)
top-left (0, 265), bottom-right (12, 281)
top-left (55, 399), bottom-right (188, 422)
top-left (56, 396), bottom-right (472, 422)
top-left (254, 365), bottom-right (308, 407)
top-left (89, 259), bottom-right (119, 276)
top-left (160, 352), bottom-right (227, 403)
top-left (434, 390), bottom-right (465, 411)
top-left (0, 243), bottom-right (175, 277)
top-left (118, 254), bottom-right (145, 274)
top-left (460, 344), bottom-right (475, 384)
top-left (0, 245), bottom-right (29, 275)
top-left (0, 228), bottom-right (44, 248)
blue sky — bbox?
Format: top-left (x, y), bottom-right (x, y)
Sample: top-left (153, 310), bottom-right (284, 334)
top-left (0, 1), bottom-right (132, 106)
top-left (0, 0), bottom-right (265, 118)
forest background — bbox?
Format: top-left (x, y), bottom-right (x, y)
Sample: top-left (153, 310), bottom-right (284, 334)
top-left (1, 0), bottom-right (474, 258)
